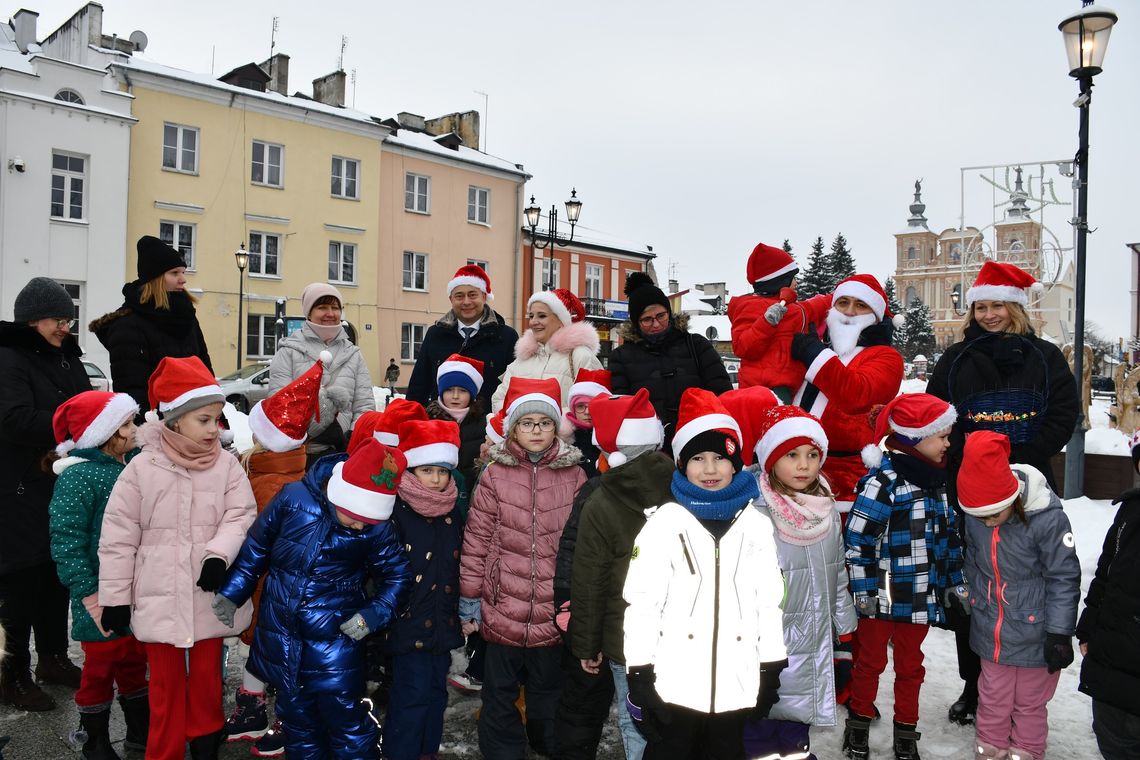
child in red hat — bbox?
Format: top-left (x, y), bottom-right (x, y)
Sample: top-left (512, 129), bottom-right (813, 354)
top-left (563, 368), bottom-right (612, 477)
top-left (426, 353), bottom-right (488, 501)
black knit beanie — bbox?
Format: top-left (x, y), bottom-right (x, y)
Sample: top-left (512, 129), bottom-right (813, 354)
top-left (752, 269), bottom-right (798, 296)
top-left (136, 235), bottom-right (186, 282)
top-left (13, 277), bottom-right (75, 323)
top-left (678, 429), bottom-right (743, 474)
top-left (624, 271), bottom-right (671, 325)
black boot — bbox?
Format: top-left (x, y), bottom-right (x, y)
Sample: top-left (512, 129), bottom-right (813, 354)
top-left (187, 729), bottom-right (224, 760)
top-left (947, 683), bottom-right (978, 725)
top-left (118, 692), bottom-right (149, 752)
top-left (79, 709), bottom-right (122, 760)
top-left (843, 713), bottom-right (872, 760)
top-left (893, 721), bottom-right (921, 760)
top-left (0, 668), bottom-right (57, 711)
top-left (35, 652), bottom-right (82, 689)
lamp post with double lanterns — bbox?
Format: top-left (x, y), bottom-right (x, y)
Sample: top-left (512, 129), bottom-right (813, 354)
top-left (1060, 1), bottom-right (1118, 498)
top-left (525, 189), bottom-right (583, 291)
top-left (235, 243), bottom-right (249, 372)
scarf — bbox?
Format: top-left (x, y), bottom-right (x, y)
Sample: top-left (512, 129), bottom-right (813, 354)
top-left (306, 320), bottom-right (342, 344)
top-left (440, 404), bottom-right (470, 424)
top-left (888, 450), bottom-right (947, 490)
top-left (398, 473), bottom-right (458, 518)
top-left (670, 470), bottom-right (758, 522)
top-left (122, 282), bottom-right (199, 339)
top-left (158, 422), bottom-right (221, 471)
top-left (759, 475), bottom-right (834, 546)
top-left (564, 409), bottom-right (592, 431)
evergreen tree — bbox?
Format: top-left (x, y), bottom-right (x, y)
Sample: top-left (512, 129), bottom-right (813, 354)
top-left (782, 238), bottom-right (796, 264)
top-left (828, 233), bottom-right (857, 286)
top-left (797, 236), bottom-right (829, 298)
top-left (884, 278), bottom-right (905, 348)
top-left (902, 297), bottom-right (936, 362)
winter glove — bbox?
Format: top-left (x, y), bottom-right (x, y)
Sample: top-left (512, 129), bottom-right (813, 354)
top-left (340, 613), bottom-right (371, 641)
top-left (764, 301), bottom-right (788, 327)
top-left (625, 665), bottom-right (673, 744)
top-left (212, 594), bottom-right (238, 627)
top-left (753, 658), bottom-right (788, 719)
top-left (196, 557), bottom-right (228, 592)
top-left (943, 584), bottom-right (971, 617)
top-left (854, 594), bottom-right (878, 617)
top-left (101, 605), bottom-right (132, 637)
top-left (1044, 633), bottom-right (1074, 674)
top-left (790, 324), bottom-right (827, 367)
top-left (81, 594), bottom-right (109, 638)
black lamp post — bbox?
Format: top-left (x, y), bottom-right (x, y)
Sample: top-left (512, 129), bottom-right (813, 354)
top-left (1060, 1), bottom-right (1118, 499)
top-left (525, 189), bottom-right (582, 290)
top-left (235, 243), bottom-right (248, 372)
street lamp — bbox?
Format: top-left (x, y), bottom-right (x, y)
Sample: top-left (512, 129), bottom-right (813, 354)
top-left (525, 188), bottom-right (582, 290)
top-left (235, 243), bottom-right (248, 372)
top-left (1060, 1), bottom-right (1118, 499)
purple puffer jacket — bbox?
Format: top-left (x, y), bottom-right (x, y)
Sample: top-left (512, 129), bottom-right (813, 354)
top-left (460, 439), bottom-right (584, 648)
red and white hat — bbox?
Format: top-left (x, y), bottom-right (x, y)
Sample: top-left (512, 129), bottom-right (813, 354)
top-left (861, 393), bottom-right (957, 468)
top-left (720, 386), bottom-right (782, 467)
top-left (147, 356), bottom-right (224, 419)
top-left (672, 388), bottom-right (743, 465)
top-left (53, 391), bottom-right (139, 456)
top-left (747, 242), bottom-right (798, 284)
top-left (437, 354), bottom-right (485, 397)
top-left (327, 438), bottom-right (406, 524)
top-left (503, 377), bottom-right (563, 430)
top-left (486, 408), bottom-right (507, 445)
top-left (569, 368), bottom-right (612, 405)
top-left (754, 405), bottom-right (829, 474)
top-left (399, 419), bottom-right (460, 469)
top-left (589, 388), bottom-right (664, 467)
top-left (957, 431), bottom-right (1021, 517)
top-left (248, 351), bottom-right (329, 453)
top-left (447, 264), bottom-right (493, 300)
top-left (833, 274), bottom-right (904, 326)
top-left (966, 260), bottom-right (1043, 306)
top-left (528, 288), bottom-right (586, 326)
top-left (346, 400), bottom-right (429, 454)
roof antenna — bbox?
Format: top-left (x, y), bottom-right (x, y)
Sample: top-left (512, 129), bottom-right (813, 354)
top-left (268, 17), bottom-right (279, 82)
top-left (351, 68), bottom-right (357, 108)
top-left (338, 35), bottom-right (348, 71)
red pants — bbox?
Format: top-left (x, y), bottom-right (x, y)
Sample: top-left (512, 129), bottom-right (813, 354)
top-left (144, 638), bottom-right (223, 760)
top-left (848, 617), bottom-right (928, 725)
top-left (75, 636), bottom-right (148, 710)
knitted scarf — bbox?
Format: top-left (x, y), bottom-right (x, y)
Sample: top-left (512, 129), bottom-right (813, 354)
top-left (670, 469), bottom-right (758, 522)
top-left (439, 404), bottom-right (470, 424)
top-left (759, 475), bottom-right (834, 546)
top-left (158, 422), bottom-right (221, 471)
top-left (397, 473), bottom-right (458, 518)
top-left (564, 409), bottom-right (592, 431)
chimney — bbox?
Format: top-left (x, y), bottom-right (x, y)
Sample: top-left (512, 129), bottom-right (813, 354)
top-left (424, 110), bottom-right (480, 150)
top-left (312, 70), bottom-right (346, 107)
top-left (668, 279), bottom-right (679, 294)
top-left (260, 53), bottom-right (290, 96)
top-left (13, 9), bottom-right (38, 53)
top-left (397, 112), bottom-right (426, 131)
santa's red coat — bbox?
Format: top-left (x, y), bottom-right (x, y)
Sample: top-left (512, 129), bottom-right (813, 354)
top-left (729, 293), bottom-right (832, 392)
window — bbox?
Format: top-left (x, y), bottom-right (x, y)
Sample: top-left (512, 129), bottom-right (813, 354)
top-left (246, 314), bottom-right (277, 359)
top-left (54, 89), bottom-right (84, 104)
top-left (163, 123), bottom-right (198, 173)
top-left (251, 140), bottom-right (284, 187)
top-left (329, 241), bottom-right (356, 284)
top-left (906, 245), bottom-right (917, 260)
top-left (585, 263), bottom-right (603, 300)
top-left (331, 156), bottom-right (359, 199)
top-left (59, 282), bottom-right (81, 333)
top-left (50, 152), bottom-right (86, 220)
top-left (1010, 239), bottom-right (1024, 253)
top-left (248, 232), bottom-right (281, 277)
top-left (467, 186), bottom-right (490, 224)
top-left (541, 258), bottom-right (561, 289)
top-left (402, 251), bottom-right (428, 290)
top-left (467, 258), bottom-right (489, 273)
top-left (401, 323), bottom-right (427, 361)
top-left (949, 243), bottom-right (962, 263)
top-left (404, 173), bottom-right (430, 213)
top-left (905, 286), bottom-right (917, 306)
top-left (159, 221), bottom-right (196, 270)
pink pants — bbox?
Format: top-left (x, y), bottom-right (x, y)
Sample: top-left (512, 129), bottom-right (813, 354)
top-left (976, 659), bottom-right (1059, 758)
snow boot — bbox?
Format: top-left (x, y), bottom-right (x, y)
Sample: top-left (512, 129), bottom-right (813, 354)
top-left (1007, 748), bottom-right (1037, 760)
top-left (843, 713), bottom-right (873, 760)
top-left (893, 721), bottom-right (921, 760)
top-left (223, 687), bottom-right (269, 741)
top-left (974, 742), bottom-right (1009, 759)
top-left (79, 709), bottom-right (122, 760)
top-left (948, 683), bottom-right (978, 725)
top-left (187, 729), bottom-right (224, 760)
top-left (118, 692), bottom-right (149, 752)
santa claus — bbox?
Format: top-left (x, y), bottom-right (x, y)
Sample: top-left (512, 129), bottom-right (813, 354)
top-left (790, 274), bottom-right (904, 513)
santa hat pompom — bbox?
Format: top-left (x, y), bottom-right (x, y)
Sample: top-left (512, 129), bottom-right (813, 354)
top-left (145, 410), bottom-right (161, 425)
top-left (892, 313), bottom-right (905, 329)
top-left (861, 443), bottom-right (884, 469)
top-left (319, 350), bottom-right (332, 364)
top-left (607, 450), bottom-right (628, 468)
top-left (1030, 281), bottom-right (1045, 294)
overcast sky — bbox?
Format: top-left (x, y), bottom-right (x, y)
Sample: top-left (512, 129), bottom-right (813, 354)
top-left (27, 0), bottom-right (1140, 338)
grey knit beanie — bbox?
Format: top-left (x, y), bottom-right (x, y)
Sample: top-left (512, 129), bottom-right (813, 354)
top-left (14, 277), bottom-right (75, 323)
top-left (507, 399), bottom-right (559, 432)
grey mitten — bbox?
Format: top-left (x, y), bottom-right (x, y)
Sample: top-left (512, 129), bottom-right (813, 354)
top-left (340, 613), bottom-right (370, 641)
top-left (854, 594), bottom-right (878, 617)
top-left (944, 584), bottom-right (971, 617)
top-left (212, 594), bottom-right (238, 627)
top-left (764, 301), bottom-right (788, 327)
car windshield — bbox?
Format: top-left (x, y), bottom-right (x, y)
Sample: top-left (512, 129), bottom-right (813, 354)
top-left (219, 364), bottom-right (268, 381)
top-left (83, 363), bottom-right (104, 378)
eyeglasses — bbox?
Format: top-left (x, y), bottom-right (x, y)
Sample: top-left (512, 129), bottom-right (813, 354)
top-left (639, 312), bottom-right (670, 327)
top-left (516, 419), bottom-right (556, 432)
top-left (49, 318), bottom-right (76, 330)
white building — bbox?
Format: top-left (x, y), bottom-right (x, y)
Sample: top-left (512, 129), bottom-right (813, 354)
top-left (0, 6), bottom-right (135, 372)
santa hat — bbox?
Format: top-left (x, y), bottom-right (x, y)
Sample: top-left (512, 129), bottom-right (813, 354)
top-left (720, 386), bottom-right (782, 467)
top-left (754, 405), bottom-right (829, 474)
top-left (589, 389), bottom-right (664, 467)
top-left (399, 419), bottom-right (460, 469)
top-left (672, 388), bottom-right (743, 467)
top-left (861, 393), bottom-right (957, 468)
top-left (248, 350), bottom-right (330, 453)
top-left (747, 242), bottom-right (798, 285)
top-left (957, 431), bottom-right (1021, 517)
top-left (486, 408), bottom-right (507, 445)
top-left (447, 264), bottom-right (493, 300)
top-left (966, 260), bottom-right (1043, 306)
top-left (147, 356), bottom-right (224, 420)
top-left (437, 354), bottom-right (485, 398)
top-left (569, 368), bottom-right (612, 406)
top-left (346, 401), bottom-right (428, 455)
top-left (528, 288), bottom-right (586, 326)
top-left (327, 439), bottom-right (406, 524)
top-left (833, 274), bottom-right (905, 328)
top-left (504, 377), bottom-right (563, 430)
top-left (53, 391), bottom-right (139, 456)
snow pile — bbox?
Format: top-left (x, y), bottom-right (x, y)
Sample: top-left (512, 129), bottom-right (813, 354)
top-left (1084, 426), bottom-right (1131, 456)
top-left (223, 402), bottom-right (252, 453)
top-left (899, 378), bottom-right (928, 394)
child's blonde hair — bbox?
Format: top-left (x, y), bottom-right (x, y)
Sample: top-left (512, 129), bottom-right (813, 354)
top-left (767, 471), bottom-right (830, 498)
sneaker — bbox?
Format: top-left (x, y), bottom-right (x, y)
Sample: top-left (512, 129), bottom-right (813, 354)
top-left (447, 671), bottom-right (482, 693)
top-left (0, 669), bottom-right (57, 712)
top-left (34, 653), bottom-right (82, 689)
top-left (224, 688), bottom-right (269, 742)
top-left (251, 721), bottom-right (286, 757)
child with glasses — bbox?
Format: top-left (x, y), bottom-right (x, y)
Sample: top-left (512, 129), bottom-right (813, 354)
top-left (460, 377), bottom-right (586, 758)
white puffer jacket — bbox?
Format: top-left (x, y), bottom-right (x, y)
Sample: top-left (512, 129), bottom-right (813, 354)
top-left (623, 501), bottom-right (787, 714)
top-left (490, 321), bottom-right (602, 413)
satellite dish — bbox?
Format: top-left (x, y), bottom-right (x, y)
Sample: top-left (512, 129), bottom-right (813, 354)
top-left (128, 30), bottom-right (148, 52)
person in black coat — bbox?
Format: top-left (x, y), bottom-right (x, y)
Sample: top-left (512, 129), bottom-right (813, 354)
top-left (0, 277), bottom-right (92, 712)
top-left (609, 272), bottom-right (732, 455)
top-left (89, 236), bottom-right (214, 413)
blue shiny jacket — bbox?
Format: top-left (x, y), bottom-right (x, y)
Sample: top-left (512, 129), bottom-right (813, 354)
top-left (219, 455), bottom-right (412, 695)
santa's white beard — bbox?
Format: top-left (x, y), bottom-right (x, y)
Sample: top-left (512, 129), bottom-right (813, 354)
top-left (826, 308), bottom-right (878, 359)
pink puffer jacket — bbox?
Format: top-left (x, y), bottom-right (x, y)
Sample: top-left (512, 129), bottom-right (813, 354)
top-left (460, 439), bottom-right (585, 648)
top-left (99, 422), bottom-right (256, 647)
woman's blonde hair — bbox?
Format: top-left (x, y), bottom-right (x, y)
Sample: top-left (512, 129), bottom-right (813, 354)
top-left (138, 276), bottom-right (197, 310)
top-left (767, 471), bottom-right (830, 498)
top-left (961, 300), bottom-right (1032, 337)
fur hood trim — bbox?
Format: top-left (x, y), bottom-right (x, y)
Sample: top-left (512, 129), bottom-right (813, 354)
top-left (514, 320), bottom-right (600, 361)
top-left (487, 437), bottom-right (583, 469)
top-left (617, 312), bottom-right (688, 344)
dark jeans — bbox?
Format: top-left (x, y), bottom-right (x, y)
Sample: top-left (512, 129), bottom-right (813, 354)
top-left (644, 704), bottom-right (747, 760)
top-left (553, 648), bottom-right (614, 760)
top-left (479, 643), bottom-right (562, 760)
top-left (0, 561), bottom-right (70, 675)
top-left (947, 602), bottom-right (981, 691)
top-left (743, 718), bottom-right (810, 760)
top-left (383, 652), bottom-right (450, 760)
top-left (1092, 699), bottom-right (1140, 760)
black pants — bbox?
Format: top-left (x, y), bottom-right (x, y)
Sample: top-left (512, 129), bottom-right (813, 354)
top-left (643, 704), bottom-right (748, 760)
top-left (553, 648), bottom-right (614, 760)
top-left (0, 561), bottom-right (70, 674)
top-left (479, 642), bottom-right (563, 760)
top-left (1092, 699), bottom-right (1140, 760)
top-left (948, 602), bottom-right (981, 691)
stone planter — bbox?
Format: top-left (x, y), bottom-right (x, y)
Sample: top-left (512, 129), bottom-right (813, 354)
top-left (1050, 452), bottom-right (1139, 500)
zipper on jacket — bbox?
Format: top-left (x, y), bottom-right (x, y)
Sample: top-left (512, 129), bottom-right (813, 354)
top-left (710, 539), bottom-right (721, 712)
top-left (990, 527), bottom-right (1003, 662)
top-left (524, 460), bottom-right (539, 647)
top-left (679, 534), bottom-right (696, 574)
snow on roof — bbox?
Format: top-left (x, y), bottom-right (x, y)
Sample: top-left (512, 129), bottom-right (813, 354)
top-left (687, 314), bottom-right (732, 340)
top-left (383, 128), bottom-right (527, 177)
top-left (0, 22), bottom-right (36, 74)
top-left (679, 291), bottom-right (715, 314)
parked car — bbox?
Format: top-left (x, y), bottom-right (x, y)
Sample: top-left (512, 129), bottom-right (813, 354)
top-left (217, 362), bottom-right (272, 413)
top-left (83, 360), bottom-right (111, 392)
top-left (1091, 374), bottom-right (1115, 399)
